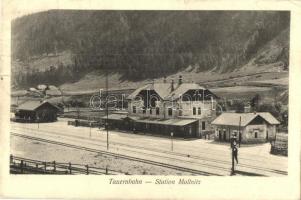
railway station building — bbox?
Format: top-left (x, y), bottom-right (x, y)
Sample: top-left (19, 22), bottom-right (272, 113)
top-left (211, 112), bottom-right (280, 143)
top-left (103, 76), bottom-right (219, 138)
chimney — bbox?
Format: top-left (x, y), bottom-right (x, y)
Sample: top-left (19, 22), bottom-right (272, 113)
top-left (171, 79), bottom-right (175, 92)
top-left (178, 75), bottom-right (182, 85)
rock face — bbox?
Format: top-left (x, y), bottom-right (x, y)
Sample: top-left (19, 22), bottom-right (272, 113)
top-left (11, 11), bottom-right (290, 88)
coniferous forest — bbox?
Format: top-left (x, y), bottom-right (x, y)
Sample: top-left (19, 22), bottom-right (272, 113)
top-left (12, 10), bottom-right (290, 88)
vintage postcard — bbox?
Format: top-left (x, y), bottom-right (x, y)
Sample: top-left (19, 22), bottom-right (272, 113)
top-left (0, 0), bottom-right (300, 199)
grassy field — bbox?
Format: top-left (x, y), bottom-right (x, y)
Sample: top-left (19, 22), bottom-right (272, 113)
top-left (11, 68), bottom-right (288, 113)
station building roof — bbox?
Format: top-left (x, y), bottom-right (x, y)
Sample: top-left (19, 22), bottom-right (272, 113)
top-left (102, 113), bottom-right (197, 127)
top-left (127, 82), bottom-right (217, 101)
top-left (211, 112), bottom-right (280, 127)
top-left (17, 100), bottom-right (60, 111)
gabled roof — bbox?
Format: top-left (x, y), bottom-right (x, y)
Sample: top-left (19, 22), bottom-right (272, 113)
top-left (211, 112), bottom-right (280, 126)
top-left (17, 101), bottom-right (59, 111)
top-left (149, 83), bottom-right (172, 99)
top-left (164, 83), bottom-right (204, 100)
top-left (257, 112), bottom-right (281, 125)
top-left (126, 84), bottom-right (151, 100)
top-left (164, 83), bottom-right (218, 101)
top-left (127, 82), bottom-right (216, 101)
top-left (126, 83), bottom-right (171, 100)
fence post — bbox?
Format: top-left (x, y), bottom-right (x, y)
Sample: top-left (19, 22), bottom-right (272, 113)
top-left (10, 155), bottom-right (13, 164)
top-left (86, 165), bottom-right (89, 175)
top-left (69, 162), bottom-right (72, 174)
top-left (36, 163), bottom-right (38, 169)
top-left (44, 162), bottom-right (47, 173)
top-left (53, 161), bottom-right (56, 172)
top-left (20, 160), bottom-right (24, 173)
top-left (106, 166), bottom-right (108, 175)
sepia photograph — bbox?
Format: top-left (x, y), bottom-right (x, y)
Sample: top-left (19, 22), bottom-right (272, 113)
top-left (9, 10), bottom-right (290, 177)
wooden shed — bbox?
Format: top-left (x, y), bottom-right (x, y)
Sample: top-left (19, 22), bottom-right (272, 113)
top-left (15, 101), bottom-right (60, 122)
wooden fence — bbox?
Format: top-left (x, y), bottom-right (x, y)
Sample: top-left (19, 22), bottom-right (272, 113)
top-left (270, 134), bottom-right (288, 156)
top-left (10, 155), bottom-right (126, 175)
top-left (67, 119), bottom-right (102, 128)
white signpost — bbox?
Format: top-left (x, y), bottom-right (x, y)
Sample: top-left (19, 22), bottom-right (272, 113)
top-left (170, 132), bottom-right (174, 151)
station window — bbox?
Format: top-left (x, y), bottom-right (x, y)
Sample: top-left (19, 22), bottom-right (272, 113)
top-left (156, 107), bottom-right (160, 115)
top-left (133, 106), bottom-right (136, 113)
top-left (193, 107), bottom-right (196, 115)
top-left (233, 131), bottom-right (237, 137)
top-left (142, 107), bottom-right (146, 114)
top-left (198, 107), bottom-right (201, 115)
top-left (255, 131), bottom-right (258, 138)
top-left (202, 121), bottom-right (206, 130)
top-left (168, 108), bottom-right (172, 116)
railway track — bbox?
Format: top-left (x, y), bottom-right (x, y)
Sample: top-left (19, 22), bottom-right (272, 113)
top-left (11, 132), bottom-right (221, 176)
top-left (11, 126), bottom-right (287, 176)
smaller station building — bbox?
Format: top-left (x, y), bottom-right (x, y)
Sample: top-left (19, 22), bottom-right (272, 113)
top-left (15, 100), bottom-right (60, 122)
top-left (211, 112), bottom-right (280, 143)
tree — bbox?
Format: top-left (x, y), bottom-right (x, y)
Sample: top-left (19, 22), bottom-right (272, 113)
top-left (250, 94), bottom-right (261, 111)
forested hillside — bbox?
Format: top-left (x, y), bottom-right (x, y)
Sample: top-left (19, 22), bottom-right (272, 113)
top-left (11, 10), bottom-right (290, 88)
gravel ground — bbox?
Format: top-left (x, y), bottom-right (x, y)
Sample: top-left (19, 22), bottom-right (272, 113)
top-left (10, 136), bottom-right (195, 175)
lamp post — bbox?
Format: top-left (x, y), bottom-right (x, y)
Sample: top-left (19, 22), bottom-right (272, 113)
top-left (171, 132), bottom-right (174, 151)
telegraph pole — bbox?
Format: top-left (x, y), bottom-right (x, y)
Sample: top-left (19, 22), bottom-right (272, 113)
top-left (231, 136), bottom-right (235, 175)
top-left (99, 89), bottom-right (102, 130)
top-left (106, 68), bottom-right (109, 151)
top-left (238, 116), bottom-right (241, 147)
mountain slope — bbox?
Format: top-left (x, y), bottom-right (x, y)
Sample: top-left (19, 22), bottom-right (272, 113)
top-left (11, 10), bottom-right (290, 89)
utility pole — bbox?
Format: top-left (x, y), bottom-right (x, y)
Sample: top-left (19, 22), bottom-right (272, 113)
top-left (231, 146), bottom-right (235, 175)
top-left (106, 68), bottom-right (109, 151)
top-left (238, 116), bottom-right (241, 147)
top-left (99, 89), bottom-right (102, 130)
top-left (231, 136), bottom-right (235, 176)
